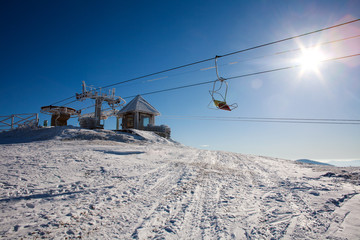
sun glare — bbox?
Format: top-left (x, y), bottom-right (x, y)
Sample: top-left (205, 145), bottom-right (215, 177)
top-left (294, 45), bottom-right (327, 81)
top-left (297, 47), bottom-right (325, 71)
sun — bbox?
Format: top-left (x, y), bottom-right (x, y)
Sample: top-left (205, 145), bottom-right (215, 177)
top-left (297, 47), bottom-right (325, 72)
top-left (294, 45), bottom-right (327, 81)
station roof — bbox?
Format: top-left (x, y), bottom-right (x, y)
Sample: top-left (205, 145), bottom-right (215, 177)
top-left (118, 95), bottom-right (160, 116)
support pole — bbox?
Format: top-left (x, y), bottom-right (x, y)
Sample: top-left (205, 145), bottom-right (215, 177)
top-left (134, 112), bottom-right (139, 129)
top-left (11, 115), bottom-right (14, 129)
top-left (95, 98), bottom-right (103, 128)
top-left (116, 117), bottom-right (120, 130)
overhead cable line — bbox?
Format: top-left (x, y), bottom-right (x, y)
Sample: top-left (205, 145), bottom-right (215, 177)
top-left (51, 96), bottom-right (75, 106)
top-left (225, 34), bottom-right (360, 66)
top-left (59, 35), bottom-right (360, 106)
top-left (86, 106), bottom-right (360, 125)
top-left (69, 104), bottom-right (96, 118)
top-left (161, 115), bottom-right (360, 122)
top-left (118, 34), bottom-right (360, 88)
top-left (162, 115), bottom-right (360, 124)
top-left (96, 52), bottom-right (360, 121)
top-left (60, 99), bottom-right (78, 107)
top-left (49, 18), bottom-right (360, 106)
top-left (122, 53), bottom-right (360, 99)
top-left (275, 34), bottom-right (360, 55)
top-left (160, 115), bottom-right (360, 125)
top-left (100, 18), bottom-right (360, 90)
top-left (219, 19), bottom-right (360, 58)
top-left (160, 118), bottom-right (360, 125)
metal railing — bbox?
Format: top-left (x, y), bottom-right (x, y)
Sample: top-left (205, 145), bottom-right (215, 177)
top-left (0, 113), bottom-right (39, 132)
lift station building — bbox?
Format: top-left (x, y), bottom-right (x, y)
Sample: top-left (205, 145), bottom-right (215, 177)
top-left (117, 95), bottom-right (170, 138)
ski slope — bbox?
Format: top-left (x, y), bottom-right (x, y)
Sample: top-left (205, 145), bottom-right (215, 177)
top-left (0, 127), bottom-right (359, 239)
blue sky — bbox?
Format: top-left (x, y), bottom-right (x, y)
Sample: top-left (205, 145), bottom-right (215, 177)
top-left (1, 0), bottom-right (359, 165)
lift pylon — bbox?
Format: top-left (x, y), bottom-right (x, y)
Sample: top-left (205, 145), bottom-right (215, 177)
top-left (76, 81), bottom-right (126, 129)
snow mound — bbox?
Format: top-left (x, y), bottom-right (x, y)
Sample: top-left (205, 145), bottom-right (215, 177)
top-left (0, 126), bottom-right (70, 144)
top-left (129, 129), bottom-right (179, 145)
top-left (0, 126), bottom-right (168, 144)
top-left (56, 128), bottom-right (143, 142)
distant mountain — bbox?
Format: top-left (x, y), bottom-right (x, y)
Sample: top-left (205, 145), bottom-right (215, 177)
top-left (296, 159), bottom-right (333, 166)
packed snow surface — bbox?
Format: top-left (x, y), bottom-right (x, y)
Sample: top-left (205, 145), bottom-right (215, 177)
top-left (0, 127), bottom-right (359, 239)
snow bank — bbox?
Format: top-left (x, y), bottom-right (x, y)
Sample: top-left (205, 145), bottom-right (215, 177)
top-left (130, 129), bottom-right (179, 145)
top-left (0, 126), bottom-right (176, 145)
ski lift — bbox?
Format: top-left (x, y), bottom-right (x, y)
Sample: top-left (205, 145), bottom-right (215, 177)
top-left (209, 56), bottom-right (238, 111)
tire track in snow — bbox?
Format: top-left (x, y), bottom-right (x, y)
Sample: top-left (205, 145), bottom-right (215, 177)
top-left (123, 162), bottom-right (187, 238)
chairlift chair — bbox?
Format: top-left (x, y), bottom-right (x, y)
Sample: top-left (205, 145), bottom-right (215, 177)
top-left (208, 56), bottom-right (238, 111)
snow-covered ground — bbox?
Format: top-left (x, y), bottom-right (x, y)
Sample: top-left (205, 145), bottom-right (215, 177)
top-left (0, 127), bottom-right (359, 239)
